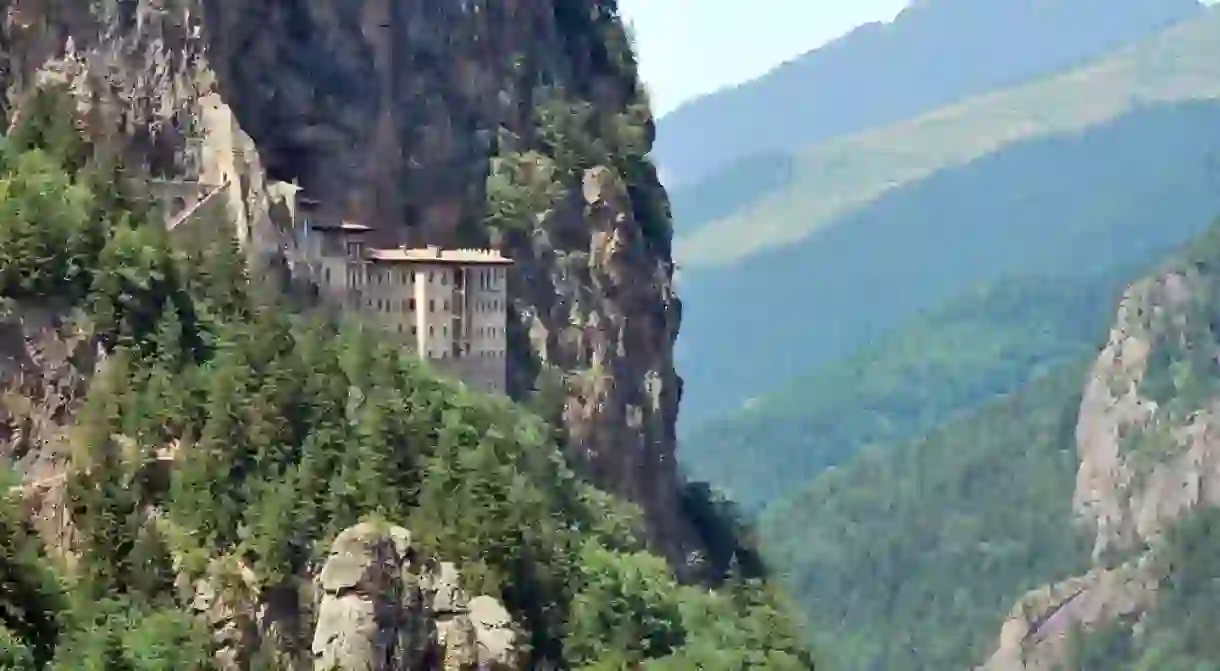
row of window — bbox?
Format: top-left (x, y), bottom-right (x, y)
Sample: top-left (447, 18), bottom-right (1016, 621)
top-left (389, 322), bottom-right (504, 339)
top-left (364, 297), bottom-right (502, 314)
top-left (475, 268), bottom-right (503, 290)
top-left (328, 264), bottom-right (506, 288)
top-left (422, 349), bottom-right (506, 360)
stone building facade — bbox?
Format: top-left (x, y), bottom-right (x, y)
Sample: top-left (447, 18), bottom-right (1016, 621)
top-left (295, 198), bottom-right (511, 394)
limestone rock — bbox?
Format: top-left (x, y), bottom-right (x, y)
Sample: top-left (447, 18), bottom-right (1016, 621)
top-left (312, 522), bottom-right (427, 671)
top-left (434, 615), bottom-right (478, 671)
top-left (425, 562), bottom-right (468, 616)
top-left (310, 522), bottom-right (522, 671)
top-left (468, 596), bottom-right (520, 670)
top-left (979, 262), bottom-right (1220, 669)
top-left (188, 558), bottom-right (263, 671)
top-left (1, 0), bottom-right (697, 572)
top-left (979, 557), bottom-right (1162, 670)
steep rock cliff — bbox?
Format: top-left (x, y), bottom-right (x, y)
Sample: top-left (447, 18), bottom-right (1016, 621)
top-left (1, 0), bottom-right (693, 568)
top-left (980, 228), bottom-right (1220, 669)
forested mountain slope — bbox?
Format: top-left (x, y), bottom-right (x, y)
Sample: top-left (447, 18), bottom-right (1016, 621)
top-left (677, 96), bottom-right (1220, 429)
top-left (0, 0), bottom-right (816, 668)
top-left (653, 0), bottom-right (1202, 187)
top-left (980, 220), bottom-right (1220, 670)
top-left (755, 219), bottom-right (1220, 671)
top-left (675, 6), bottom-right (1220, 267)
top-left (674, 8), bottom-right (1220, 427)
top-left (0, 128), bottom-right (811, 668)
top-left (760, 364), bottom-right (1092, 671)
top-left (681, 269), bottom-right (1134, 512)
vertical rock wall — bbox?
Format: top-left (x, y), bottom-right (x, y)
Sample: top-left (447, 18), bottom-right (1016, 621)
top-left (2, 0), bottom-right (696, 570)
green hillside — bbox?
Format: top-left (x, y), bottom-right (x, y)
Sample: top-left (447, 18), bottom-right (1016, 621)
top-left (679, 270), bottom-right (1131, 512)
top-left (674, 7), bottom-right (1220, 268)
top-left (676, 99), bottom-right (1220, 426)
top-left (759, 363), bottom-right (1092, 671)
top-left (755, 220), bottom-right (1220, 671)
top-left (0, 87), bottom-right (814, 669)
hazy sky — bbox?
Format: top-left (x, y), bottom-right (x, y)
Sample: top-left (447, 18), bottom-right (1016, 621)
top-left (618, 0), bottom-right (911, 116)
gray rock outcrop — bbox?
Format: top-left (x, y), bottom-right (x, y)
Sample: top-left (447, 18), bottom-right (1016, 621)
top-left (980, 262), bottom-right (1220, 669)
top-left (311, 522), bottom-right (521, 671)
top-left (3, 0), bottom-right (696, 573)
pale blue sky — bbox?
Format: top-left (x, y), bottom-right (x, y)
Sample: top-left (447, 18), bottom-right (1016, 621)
top-left (618, 0), bottom-right (910, 116)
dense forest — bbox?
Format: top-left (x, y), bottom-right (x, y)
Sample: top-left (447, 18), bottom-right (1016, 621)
top-left (681, 270), bottom-right (1132, 511)
top-left (0, 92), bottom-right (814, 669)
top-left (754, 219), bottom-right (1220, 670)
top-left (1065, 509), bottom-right (1220, 669)
top-left (759, 364), bottom-right (1092, 670)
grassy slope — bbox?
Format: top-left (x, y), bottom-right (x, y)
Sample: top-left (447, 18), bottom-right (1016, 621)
top-left (674, 7), bottom-right (1220, 269)
top-left (678, 269), bottom-right (1131, 512)
top-left (759, 363), bottom-right (1093, 671)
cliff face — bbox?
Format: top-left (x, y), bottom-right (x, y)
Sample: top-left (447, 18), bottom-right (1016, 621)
top-left (2, 0), bottom-right (692, 568)
top-left (980, 231), bottom-right (1220, 669)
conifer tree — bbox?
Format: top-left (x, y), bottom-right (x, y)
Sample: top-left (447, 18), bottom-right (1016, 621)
top-left (8, 86), bottom-right (87, 174)
top-left (0, 491), bottom-right (64, 667)
top-left (125, 521), bottom-right (176, 606)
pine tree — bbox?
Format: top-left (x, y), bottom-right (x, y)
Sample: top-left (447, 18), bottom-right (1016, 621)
top-left (0, 491), bottom-right (65, 666)
top-left (125, 521), bottom-right (176, 606)
top-left (0, 625), bottom-right (37, 670)
top-left (68, 350), bottom-right (143, 600)
top-left (8, 86), bottom-right (87, 174)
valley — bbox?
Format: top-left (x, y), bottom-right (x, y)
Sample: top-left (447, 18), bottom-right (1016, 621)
top-left (665, 1), bottom-right (1220, 669)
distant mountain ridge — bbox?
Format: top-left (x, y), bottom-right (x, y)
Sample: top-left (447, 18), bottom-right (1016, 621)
top-left (655, 0), bottom-right (1204, 188)
top-left (675, 99), bottom-right (1220, 426)
top-left (669, 8), bottom-right (1220, 426)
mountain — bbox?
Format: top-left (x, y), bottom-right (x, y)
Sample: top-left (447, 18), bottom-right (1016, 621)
top-left (681, 268), bottom-right (1134, 512)
top-left (760, 363), bottom-right (1092, 670)
top-left (673, 9), bottom-right (1220, 428)
top-left (676, 94), bottom-right (1220, 429)
top-left (675, 6), bottom-right (1220, 268)
top-left (653, 0), bottom-right (1204, 187)
top-left (979, 221), bottom-right (1220, 670)
top-left (0, 1), bottom-right (813, 668)
top-left (758, 219), bottom-right (1220, 670)
top-left (8, 0), bottom-right (697, 569)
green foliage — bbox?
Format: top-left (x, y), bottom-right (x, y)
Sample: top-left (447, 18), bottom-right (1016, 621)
top-left (0, 124), bottom-right (811, 668)
top-left (0, 626), bottom-right (36, 671)
top-left (50, 600), bottom-right (212, 671)
top-left (648, 579), bottom-right (816, 670)
top-left (676, 99), bottom-right (1220, 428)
top-left (0, 487), bottom-right (65, 667)
top-left (678, 481), bottom-right (766, 582)
top-left (565, 543), bottom-right (684, 665)
top-left (7, 86), bottom-right (88, 174)
top-left (484, 149), bottom-right (565, 237)
top-left (1059, 510), bottom-right (1220, 669)
top-left (0, 148), bottom-right (102, 300)
top-left (684, 271), bottom-right (1129, 512)
top-left (759, 365), bottom-right (1093, 670)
